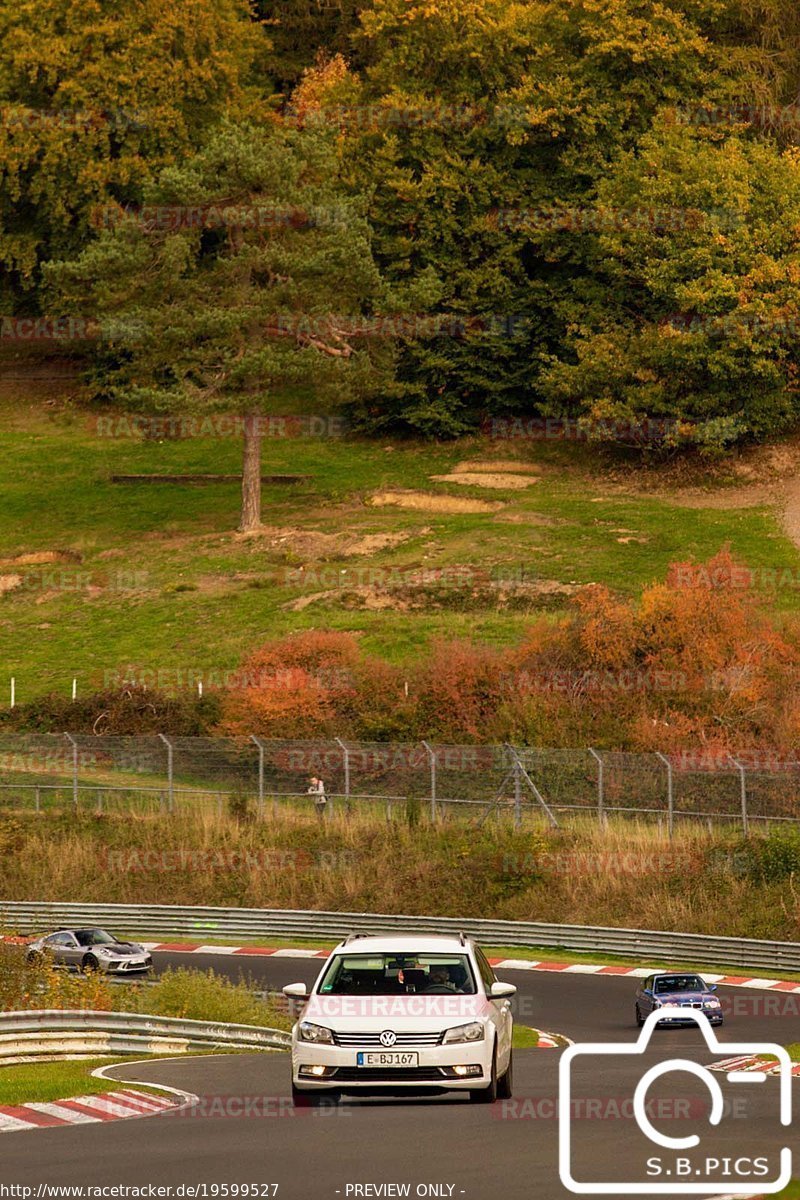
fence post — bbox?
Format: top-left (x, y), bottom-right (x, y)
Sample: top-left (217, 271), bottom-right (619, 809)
top-left (335, 737), bottom-right (350, 816)
top-left (158, 734), bottom-right (174, 813)
top-left (422, 741), bottom-right (436, 821)
top-left (63, 733), bottom-right (78, 811)
top-left (730, 756), bottom-right (749, 836)
top-left (513, 755), bottom-right (522, 830)
top-left (588, 748), bottom-right (605, 827)
top-left (655, 752), bottom-right (673, 839)
top-left (250, 734), bottom-right (266, 818)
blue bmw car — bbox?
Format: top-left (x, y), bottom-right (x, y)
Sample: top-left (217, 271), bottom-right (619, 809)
top-left (634, 972), bottom-right (723, 1027)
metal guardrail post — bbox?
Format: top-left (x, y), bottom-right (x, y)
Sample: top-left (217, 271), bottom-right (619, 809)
top-left (730, 756), bottom-right (749, 835)
top-left (250, 735), bottom-right (266, 818)
top-left (63, 733), bottom-right (78, 811)
top-left (588, 748), bottom-right (604, 827)
top-left (422, 741), bottom-right (436, 821)
top-left (158, 734), bottom-right (174, 814)
top-left (655, 752), bottom-right (673, 839)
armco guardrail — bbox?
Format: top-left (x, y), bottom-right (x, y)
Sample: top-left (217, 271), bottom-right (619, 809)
top-left (2, 901), bottom-right (800, 973)
top-left (0, 1009), bottom-right (290, 1066)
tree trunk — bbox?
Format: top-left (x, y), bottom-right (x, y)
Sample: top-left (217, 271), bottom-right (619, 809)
top-left (239, 411), bottom-right (262, 532)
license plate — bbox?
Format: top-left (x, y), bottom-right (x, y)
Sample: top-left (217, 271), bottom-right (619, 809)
top-left (356, 1051), bottom-right (418, 1067)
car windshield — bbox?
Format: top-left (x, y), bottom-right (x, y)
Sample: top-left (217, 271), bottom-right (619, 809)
top-left (318, 953), bottom-right (477, 995)
top-left (654, 975), bottom-right (706, 994)
top-left (75, 929), bottom-right (117, 947)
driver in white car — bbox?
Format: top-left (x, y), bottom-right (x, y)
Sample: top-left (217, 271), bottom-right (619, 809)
top-left (424, 965), bottom-right (459, 992)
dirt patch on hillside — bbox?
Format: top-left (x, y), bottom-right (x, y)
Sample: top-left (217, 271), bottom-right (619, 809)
top-left (0, 574), bottom-right (22, 595)
top-left (494, 512), bottom-right (565, 528)
top-left (0, 549), bottom-right (80, 567)
top-left (456, 460), bottom-right (541, 475)
top-left (234, 525), bottom-right (426, 560)
top-left (368, 491), bottom-right (504, 514)
top-left (658, 483), bottom-right (777, 510)
top-left (283, 576), bottom-right (580, 613)
top-left (431, 472), bottom-right (538, 490)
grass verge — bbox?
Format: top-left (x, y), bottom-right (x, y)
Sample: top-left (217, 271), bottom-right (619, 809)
top-left (0, 1059), bottom-right (167, 1106)
top-left (2, 809), bottom-right (799, 943)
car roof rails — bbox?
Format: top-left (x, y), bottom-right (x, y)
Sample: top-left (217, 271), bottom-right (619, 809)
top-left (458, 931), bottom-right (468, 946)
top-left (343, 932), bottom-right (369, 945)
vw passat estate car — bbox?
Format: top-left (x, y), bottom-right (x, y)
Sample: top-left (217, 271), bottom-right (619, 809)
top-left (284, 934), bottom-right (516, 1105)
top-left (634, 972), bottom-right (723, 1027)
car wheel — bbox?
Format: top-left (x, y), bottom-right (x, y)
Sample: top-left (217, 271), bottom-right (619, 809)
top-left (26, 950), bottom-right (43, 966)
top-left (469, 1045), bottom-right (498, 1104)
top-left (497, 1048), bottom-right (513, 1100)
top-left (635, 1005), bottom-right (644, 1027)
top-left (82, 955), bottom-right (100, 974)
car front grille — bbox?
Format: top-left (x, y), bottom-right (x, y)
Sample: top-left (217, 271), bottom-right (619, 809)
top-left (332, 1067), bottom-right (446, 1082)
top-left (333, 1031), bottom-right (444, 1047)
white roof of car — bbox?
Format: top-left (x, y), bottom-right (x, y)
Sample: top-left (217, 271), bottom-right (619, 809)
top-left (331, 935), bottom-right (472, 954)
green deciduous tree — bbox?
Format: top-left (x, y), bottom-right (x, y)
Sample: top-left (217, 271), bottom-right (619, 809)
top-left (0, 0), bottom-right (270, 308)
top-left (327, 0), bottom-right (752, 435)
top-left (539, 125), bottom-right (800, 448)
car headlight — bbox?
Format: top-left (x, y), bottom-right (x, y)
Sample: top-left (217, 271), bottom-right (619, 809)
top-left (298, 1021), bottom-right (334, 1044)
top-left (704, 999), bottom-right (721, 1008)
top-left (443, 1022), bottom-right (485, 1044)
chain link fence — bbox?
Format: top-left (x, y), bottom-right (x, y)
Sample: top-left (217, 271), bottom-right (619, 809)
top-left (0, 734), bottom-right (798, 832)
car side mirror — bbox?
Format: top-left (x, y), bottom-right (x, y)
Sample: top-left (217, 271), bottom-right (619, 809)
top-left (642, 988), bottom-right (652, 996)
top-left (490, 981), bottom-right (516, 999)
top-left (282, 982), bottom-right (309, 998)
top-left (708, 984), bottom-right (718, 993)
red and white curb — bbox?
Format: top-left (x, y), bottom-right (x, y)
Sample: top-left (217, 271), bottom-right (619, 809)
top-left (0, 1088), bottom-right (180, 1133)
top-left (709, 1054), bottom-right (800, 1078)
top-left (136, 943), bottom-right (800, 994)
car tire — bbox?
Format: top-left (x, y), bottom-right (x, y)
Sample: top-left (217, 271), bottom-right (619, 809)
top-left (469, 1045), bottom-right (498, 1104)
top-left (497, 1048), bottom-right (513, 1100)
top-left (82, 955), bottom-right (100, 974)
top-left (26, 950), bottom-right (43, 966)
top-left (635, 1005), bottom-right (644, 1027)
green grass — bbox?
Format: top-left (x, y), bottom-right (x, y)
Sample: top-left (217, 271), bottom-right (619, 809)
top-left (512, 1025), bottom-right (545, 1048)
top-left (1, 391), bottom-right (798, 698)
top-left (0, 1058), bottom-right (166, 1106)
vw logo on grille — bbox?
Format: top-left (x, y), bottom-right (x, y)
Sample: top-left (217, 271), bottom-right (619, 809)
top-left (379, 1030), bottom-right (397, 1047)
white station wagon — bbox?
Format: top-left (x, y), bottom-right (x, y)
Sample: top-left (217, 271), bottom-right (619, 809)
top-left (284, 934), bottom-right (515, 1105)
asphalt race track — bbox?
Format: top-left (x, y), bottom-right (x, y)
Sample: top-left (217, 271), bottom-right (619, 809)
top-left (1, 954), bottom-right (795, 1199)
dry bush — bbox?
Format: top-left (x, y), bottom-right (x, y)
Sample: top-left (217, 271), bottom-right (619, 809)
top-left (1, 808), bottom-right (797, 941)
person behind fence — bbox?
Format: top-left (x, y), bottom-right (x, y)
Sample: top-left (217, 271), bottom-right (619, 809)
top-left (308, 775), bottom-right (327, 817)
